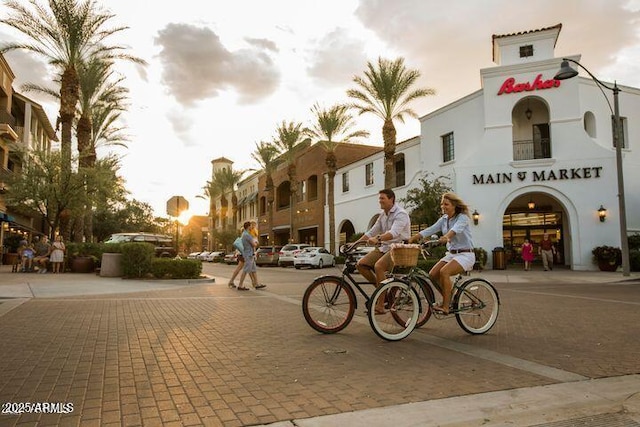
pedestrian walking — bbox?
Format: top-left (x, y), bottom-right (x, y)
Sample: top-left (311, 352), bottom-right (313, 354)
top-left (521, 238), bottom-right (534, 271)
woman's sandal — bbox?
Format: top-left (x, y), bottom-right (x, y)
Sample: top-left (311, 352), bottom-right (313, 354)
top-left (237, 286), bottom-right (249, 291)
top-left (432, 305), bottom-right (450, 315)
top-left (228, 282), bottom-right (236, 289)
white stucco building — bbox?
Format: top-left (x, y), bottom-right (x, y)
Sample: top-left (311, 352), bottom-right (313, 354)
top-left (333, 24), bottom-right (639, 270)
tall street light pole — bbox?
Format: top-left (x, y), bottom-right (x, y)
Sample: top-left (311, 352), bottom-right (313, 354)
top-left (554, 58), bottom-right (630, 276)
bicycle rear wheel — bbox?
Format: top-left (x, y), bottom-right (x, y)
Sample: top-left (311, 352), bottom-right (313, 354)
top-left (368, 280), bottom-right (420, 341)
top-left (453, 278), bottom-right (499, 334)
top-left (302, 277), bottom-right (356, 334)
top-left (390, 276), bottom-right (434, 328)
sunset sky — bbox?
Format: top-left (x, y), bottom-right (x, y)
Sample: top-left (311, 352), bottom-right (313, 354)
top-left (1, 0), bottom-right (639, 217)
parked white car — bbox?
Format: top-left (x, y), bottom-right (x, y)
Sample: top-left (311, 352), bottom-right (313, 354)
top-left (278, 243), bottom-right (310, 267)
top-left (203, 251), bottom-right (225, 262)
top-left (187, 252), bottom-right (202, 259)
top-left (196, 251), bottom-right (211, 261)
top-left (294, 247), bottom-right (335, 269)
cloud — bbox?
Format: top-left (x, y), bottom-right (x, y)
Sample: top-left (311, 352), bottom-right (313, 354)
top-left (306, 27), bottom-right (369, 87)
top-left (166, 108), bottom-right (195, 146)
top-left (154, 23), bottom-right (281, 106)
top-left (3, 49), bottom-right (56, 102)
top-left (355, 0), bottom-right (640, 111)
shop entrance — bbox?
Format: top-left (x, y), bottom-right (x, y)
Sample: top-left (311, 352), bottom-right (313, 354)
top-left (502, 194), bottom-right (566, 268)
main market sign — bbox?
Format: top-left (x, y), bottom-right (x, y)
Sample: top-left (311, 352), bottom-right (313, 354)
top-left (497, 74), bottom-right (561, 95)
top-left (472, 166), bottom-right (603, 185)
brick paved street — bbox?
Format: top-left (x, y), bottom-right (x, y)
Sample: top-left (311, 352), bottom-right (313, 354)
top-left (0, 265), bottom-right (639, 426)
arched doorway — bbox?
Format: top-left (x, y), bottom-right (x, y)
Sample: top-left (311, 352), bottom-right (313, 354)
top-left (338, 220), bottom-right (356, 246)
top-left (502, 192), bottom-right (568, 268)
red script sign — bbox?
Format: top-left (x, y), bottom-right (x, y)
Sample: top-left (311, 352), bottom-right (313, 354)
top-left (497, 74), bottom-right (560, 95)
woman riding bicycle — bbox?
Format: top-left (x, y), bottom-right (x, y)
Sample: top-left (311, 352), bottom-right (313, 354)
top-left (409, 192), bottom-right (475, 314)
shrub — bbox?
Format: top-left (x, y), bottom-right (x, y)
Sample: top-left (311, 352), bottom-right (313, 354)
top-left (121, 242), bottom-right (154, 278)
top-left (591, 246), bottom-right (622, 266)
top-left (628, 233), bottom-right (640, 251)
top-left (630, 250), bottom-right (640, 272)
top-left (151, 258), bottom-right (201, 279)
top-left (473, 247), bottom-right (488, 270)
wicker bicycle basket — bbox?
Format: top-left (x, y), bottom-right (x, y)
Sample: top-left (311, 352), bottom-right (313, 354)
top-left (390, 245), bottom-right (420, 267)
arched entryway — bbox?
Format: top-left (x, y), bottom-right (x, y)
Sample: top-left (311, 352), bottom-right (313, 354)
top-left (502, 192), bottom-right (570, 268)
top-left (338, 220), bottom-right (356, 246)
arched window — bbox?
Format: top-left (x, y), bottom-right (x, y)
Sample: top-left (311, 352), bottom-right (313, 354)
top-left (583, 111), bottom-right (596, 138)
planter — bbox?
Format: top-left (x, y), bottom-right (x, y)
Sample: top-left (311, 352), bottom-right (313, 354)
top-left (100, 253), bottom-right (123, 277)
top-left (598, 261), bottom-right (619, 272)
top-left (3, 252), bottom-right (19, 266)
top-left (71, 256), bottom-right (95, 273)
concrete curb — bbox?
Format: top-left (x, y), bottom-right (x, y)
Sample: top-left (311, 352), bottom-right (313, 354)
top-left (258, 375), bottom-right (640, 427)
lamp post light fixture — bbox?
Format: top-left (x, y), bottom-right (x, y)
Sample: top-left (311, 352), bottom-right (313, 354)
top-left (598, 205), bottom-right (607, 222)
top-left (527, 199), bottom-right (535, 210)
top-left (472, 210), bottom-right (480, 225)
top-left (554, 58), bottom-right (629, 276)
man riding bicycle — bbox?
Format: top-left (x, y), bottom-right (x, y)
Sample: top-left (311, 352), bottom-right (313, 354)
top-left (352, 188), bottom-right (411, 314)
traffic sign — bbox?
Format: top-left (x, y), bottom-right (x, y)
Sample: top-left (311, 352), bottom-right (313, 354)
top-left (166, 195), bottom-right (189, 217)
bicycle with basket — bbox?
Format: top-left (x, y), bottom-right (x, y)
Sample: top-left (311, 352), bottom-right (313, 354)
top-left (301, 242), bottom-right (436, 339)
top-left (368, 239), bottom-right (501, 341)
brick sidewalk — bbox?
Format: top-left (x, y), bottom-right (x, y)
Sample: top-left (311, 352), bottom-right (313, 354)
top-left (1, 275), bottom-right (639, 426)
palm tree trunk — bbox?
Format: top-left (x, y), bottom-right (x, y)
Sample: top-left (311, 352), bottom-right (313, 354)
top-left (59, 66), bottom-right (79, 241)
top-left (383, 119), bottom-right (397, 189)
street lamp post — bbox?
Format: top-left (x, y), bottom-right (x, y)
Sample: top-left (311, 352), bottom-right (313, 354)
top-left (554, 58), bottom-right (630, 276)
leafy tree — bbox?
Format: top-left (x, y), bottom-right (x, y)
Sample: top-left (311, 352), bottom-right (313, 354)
top-left (308, 103), bottom-right (369, 253)
top-left (347, 57), bottom-right (434, 188)
top-left (3, 148), bottom-right (118, 238)
top-left (92, 199), bottom-right (163, 242)
top-left (401, 173), bottom-right (452, 228)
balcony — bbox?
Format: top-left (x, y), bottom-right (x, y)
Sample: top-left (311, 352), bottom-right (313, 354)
top-left (513, 138), bottom-right (551, 161)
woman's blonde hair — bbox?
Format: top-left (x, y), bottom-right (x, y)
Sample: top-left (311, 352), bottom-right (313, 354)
top-left (442, 192), bottom-right (470, 217)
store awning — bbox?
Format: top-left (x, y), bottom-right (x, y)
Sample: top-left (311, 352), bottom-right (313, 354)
top-left (0, 212), bottom-right (16, 222)
top-left (247, 192), bottom-right (258, 203)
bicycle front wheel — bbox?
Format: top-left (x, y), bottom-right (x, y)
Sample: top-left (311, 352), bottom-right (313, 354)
top-left (368, 280), bottom-right (420, 341)
top-left (302, 277), bottom-right (356, 334)
top-left (454, 278), bottom-right (500, 334)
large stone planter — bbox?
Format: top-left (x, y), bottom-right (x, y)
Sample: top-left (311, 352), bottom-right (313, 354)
top-left (100, 253), bottom-right (123, 277)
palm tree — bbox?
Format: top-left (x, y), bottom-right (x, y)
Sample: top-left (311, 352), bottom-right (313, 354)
top-left (251, 141), bottom-right (281, 242)
top-left (216, 167), bottom-right (245, 231)
top-left (0, 0), bottom-right (145, 163)
top-left (272, 120), bottom-right (309, 243)
top-left (79, 62), bottom-right (129, 241)
top-left (308, 103), bottom-right (369, 253)
top-left (347, 57), bottom-right (434, 188)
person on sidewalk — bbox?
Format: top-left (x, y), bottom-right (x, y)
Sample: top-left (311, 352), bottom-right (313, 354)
top-left (228, 229), bottom-right (245, 288)
top-left (539, 233), bottom-right (556, 271)
top-left (49, 235), bottom-right (66, 273)
top-left (237, 221), bottom-right (266, 290)
top-left (409, 192), bottom-right (475, 315)
top-left (521, 238), bottom-right (534, 271)
top-left (33, 235), bottom-right (51, 273)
